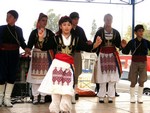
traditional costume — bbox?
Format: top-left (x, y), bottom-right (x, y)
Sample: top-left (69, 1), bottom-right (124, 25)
top-left (38, 34), bottom-right (94, 112)
top-left (70, 12), bottom-right (89, 102)
top-left (0, 10), bottom-right (27, 107)
top-left (26, 28), bottom-right (54, 104)
top-left (122, 24), bottom-right (150, 103)
top-left (93, 27), bottom-right (122, 102)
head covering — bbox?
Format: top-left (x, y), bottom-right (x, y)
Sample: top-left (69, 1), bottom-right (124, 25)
top-left (69, 12), bottom-right (79, 19)
top-left (36, 13), bottom-right (48, 28)
top-left (134, 24), bottom-right (144, 32)
top-left (37, 13), bottom-right (48, 22)
top-left (7, 10), bottom-right (19, 19)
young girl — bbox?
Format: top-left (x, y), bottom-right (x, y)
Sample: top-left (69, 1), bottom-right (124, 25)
top-left (38, 16), bottom-right (101, 113)
top-left (26, 13), bottom-right (55, 104)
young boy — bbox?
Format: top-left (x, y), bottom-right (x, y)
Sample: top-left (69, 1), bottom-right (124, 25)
top-left (121, 24), bottom-right (150, 103)
top-left (0, 10), bottom-right (30, 107)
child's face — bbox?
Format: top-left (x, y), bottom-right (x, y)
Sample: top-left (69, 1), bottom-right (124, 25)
top-left (6, 13), bottom-right (17, 26)
top-left (135, 29), bottom-right (144, 38)
top-left (104, 15), bottom-right (112, 27)
top-left (60, 21), bottom-right (72, 35)
top-left (39, 17), bottom-right (47, 28)
top-left (71, 18), bottom-right (79, 27)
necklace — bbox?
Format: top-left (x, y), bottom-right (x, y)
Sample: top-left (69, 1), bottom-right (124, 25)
top-left (7, 26), bottom-right (20, 45)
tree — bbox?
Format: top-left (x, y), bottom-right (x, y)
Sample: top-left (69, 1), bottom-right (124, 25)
top-left (46, 9), bottom-right (60, 33)
top-left (124, 26), bottom-right (132, 42)
top-left (90, 19), bottom-right (97, 41)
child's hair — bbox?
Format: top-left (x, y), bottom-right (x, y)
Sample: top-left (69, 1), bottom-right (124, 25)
top-left (7, 10), bottom-right (19, 19)
top-left (69, 12), bottom-right (79, 19)
top-left (58, 16), bottom-right (72, 26)
top-left (104, 13), bottom-right (113, 21)
top-left (56, 16), bottom-right (72, 35)
top-left (134, 24), bottom-right (145, 32)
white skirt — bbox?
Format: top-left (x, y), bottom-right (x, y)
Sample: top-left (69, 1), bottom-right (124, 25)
top-left (95, 53), bottom-right (120, 83)
top-left (38, 59), bottom-right (74, 96)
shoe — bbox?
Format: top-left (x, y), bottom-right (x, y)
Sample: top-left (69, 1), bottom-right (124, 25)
top-left (99, 98), bottom-right (104, 103)
top-left (115, 92), bottom-right (119, 97)
top-left (39, 99), bottom-right (45, 104)
top-left (4, 98), bottom-right (13, 107)
top-left (39, 96), bottom-right (45, 104)
top-left (71, 95), bottom-right (76, 104)
top-left (59, 111), bottom-right (70, 113)
top-left (75, 94), bottom-right (79, 100)
top-left (108, 98), bottom-right (113, 103)
top-left (33, 99), bottom-right (38, 105)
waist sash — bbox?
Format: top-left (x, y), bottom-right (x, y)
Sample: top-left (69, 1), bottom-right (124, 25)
top-left (100, 46), bottom-right (116, 53)
top-left (132, 55), bottom-right (147, 62)
top-left (55, 53), bottom-right (74, 64)
top-left (0, 44), bottom-right (19, 50)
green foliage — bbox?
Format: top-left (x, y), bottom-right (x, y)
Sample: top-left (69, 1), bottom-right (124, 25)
top-left (124, 26), bottom-right (132, 42)
top-left (90, 19), bottom-right (97, 40)
top-left (33, 9), bottom-right (60, 33)
top-left (46, 9), bottom-right (60, 33)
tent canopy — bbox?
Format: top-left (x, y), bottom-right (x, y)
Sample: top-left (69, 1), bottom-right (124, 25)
top-left (43, 0), bottom-right (143, 5)
top-left (44, 0), bottom-right (144, 38)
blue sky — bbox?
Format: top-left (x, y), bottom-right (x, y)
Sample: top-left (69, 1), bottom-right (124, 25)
top-left (0, 0), bottom-right (149, 41)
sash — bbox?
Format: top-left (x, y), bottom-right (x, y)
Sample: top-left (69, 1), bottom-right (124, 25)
top-left (55, 53), bottom-right (74, 64)
top-left (113, 51), bottom-right (122, 77)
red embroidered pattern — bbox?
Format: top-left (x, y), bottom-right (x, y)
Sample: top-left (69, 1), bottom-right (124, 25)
top-left (100, 55), bottom-right (116, 73)
top-left (31, 52), bottom-right (49, 76)
top-left (52, 67), bottom-right (71, 85)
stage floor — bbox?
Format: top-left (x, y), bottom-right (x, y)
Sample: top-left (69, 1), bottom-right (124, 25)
top-left (1, 93), bottom-right (150, 113)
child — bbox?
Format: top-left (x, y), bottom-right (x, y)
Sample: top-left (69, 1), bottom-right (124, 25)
top-left (0, 10), bottom-right (30, 107)
top-left (26, 13), bottom-right (55, 104)
top-left (121, 24), bottom-right (150, 103)
top-left (92, 14), bottom-right (122, 103)
top-left (38, 16), bottom-right (102, 113)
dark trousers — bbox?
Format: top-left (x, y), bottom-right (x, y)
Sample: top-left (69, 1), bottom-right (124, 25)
top-left (0, 50), bottom-right (19, 84)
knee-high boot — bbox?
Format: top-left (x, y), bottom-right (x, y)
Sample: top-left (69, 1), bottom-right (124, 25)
top-left (4, 83), bottom-right (14, 107)
top-left (137, 86), bottom-right (143, 103)
top-left (130, 87), bottom-right (135, 103)
top-left (0, 85), bottom-right (5, 106)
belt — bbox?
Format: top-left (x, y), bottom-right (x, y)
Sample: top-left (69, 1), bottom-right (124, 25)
top-left (0, 44), bottom-right (19, 50)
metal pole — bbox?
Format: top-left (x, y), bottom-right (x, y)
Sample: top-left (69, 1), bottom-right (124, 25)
top-left (131, 0), bottom-right (135, 39)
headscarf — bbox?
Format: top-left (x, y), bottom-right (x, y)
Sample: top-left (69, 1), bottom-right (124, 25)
top-left (36, 13), bottom-right (48, 29)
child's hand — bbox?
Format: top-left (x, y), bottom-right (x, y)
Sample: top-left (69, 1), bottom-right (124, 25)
top-left (24, 48), bottom-right (31, 57)
top-left (93, 36), bottom-right (102, 48)
top-left (121, 39), bottom-right (127, 48)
